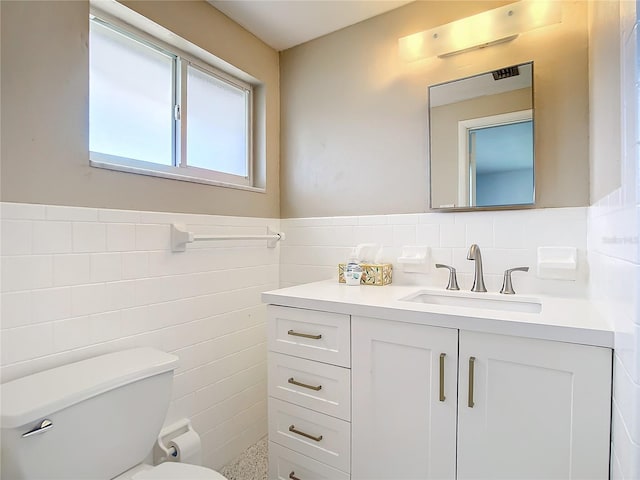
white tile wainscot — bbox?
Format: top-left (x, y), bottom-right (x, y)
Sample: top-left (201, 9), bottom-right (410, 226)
top-left (0, 202), bottom-right (280, 470)
top-left (280, 207), bottom-right (588, 297)
top-left (263, 282), bottom-right (613, 480)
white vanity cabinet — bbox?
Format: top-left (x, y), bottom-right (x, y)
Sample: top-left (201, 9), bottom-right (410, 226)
top-left (267, 305), bottom-right (352, 480)
top-left (351, 317), bottom-right (612, 480)
top-left (351, 316), bottom-right (459, 479)
top-left (456, 330), bottom-right (612, 480)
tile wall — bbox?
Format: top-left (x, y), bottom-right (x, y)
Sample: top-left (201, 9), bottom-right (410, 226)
top-left (280, 207), bottom-right (589, 297)
top-left (0, 202), bottom-right (280, 470)
top-left (589, 1), bottom-right (640, 477)
top-left (590, 191), bottom-right (640, 480)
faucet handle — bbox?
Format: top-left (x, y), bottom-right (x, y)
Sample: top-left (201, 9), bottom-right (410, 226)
top-left (435, 264), bottom-right (460, 291)
top-left (500, 267), bottom-right (529, 295)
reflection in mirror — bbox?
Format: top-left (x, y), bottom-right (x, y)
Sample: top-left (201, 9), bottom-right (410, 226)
top-left (429, 62), bottom-right (534, 210)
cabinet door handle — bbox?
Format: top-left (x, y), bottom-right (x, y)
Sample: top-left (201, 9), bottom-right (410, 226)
top-left (468, 356), bottom-right (476, 408)
top-left (439, 353), bottom-right (446, 402)
top-left (288, 377), bottom-right (322, 391)
top-left (289, 424), bottom-right (323, 442)
top-left (289, 472), bottom-right (301, 480)
top-left (287, 329), bottom-right (322, 340)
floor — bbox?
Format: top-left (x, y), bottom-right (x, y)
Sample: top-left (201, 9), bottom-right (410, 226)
top-left (220, 437), bottom-right (268, 480)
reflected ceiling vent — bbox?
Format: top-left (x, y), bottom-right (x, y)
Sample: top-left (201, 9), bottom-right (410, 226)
top-left (492, 66), bottom-right (520, 80)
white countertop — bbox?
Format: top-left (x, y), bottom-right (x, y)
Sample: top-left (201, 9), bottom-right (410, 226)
top-left (262, 280), bottom-right (614, 348)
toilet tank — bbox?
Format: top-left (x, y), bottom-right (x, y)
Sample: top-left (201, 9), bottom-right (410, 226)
top-left (1, 348), bottom-right (179, 480)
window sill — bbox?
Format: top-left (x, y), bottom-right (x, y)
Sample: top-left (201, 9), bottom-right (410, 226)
top-left (90, 158), bottom-right (266, 194)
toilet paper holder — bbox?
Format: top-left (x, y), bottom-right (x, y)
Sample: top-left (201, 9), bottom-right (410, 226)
top-left (154, 418), bottom-right (202, 465)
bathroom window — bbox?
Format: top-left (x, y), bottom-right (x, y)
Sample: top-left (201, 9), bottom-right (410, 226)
top-left (89, 15), bottom-right (253, 189)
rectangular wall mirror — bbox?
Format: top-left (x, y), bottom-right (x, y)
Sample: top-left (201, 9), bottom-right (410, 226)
top-left (429, 62), bottom-right (534, 211)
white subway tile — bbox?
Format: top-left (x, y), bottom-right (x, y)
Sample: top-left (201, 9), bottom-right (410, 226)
top-left (90, 253), bottom-right (122, 282)
top-left (613, 355), bottom-right (640, 445)
top-left (420, 213), bottom-right (455, 224)
top-left (1, 291), bottom-right (32, 329)
top-left (32, 287), bottom-right (72, 324)
top-left (1, 220), bottom-right (33, 255)
top-left (106, 280), bottom-right (139, 310)
top-left (454, 211), bottom-right (494, 225)
top-left (353, 225), bottom-right (393, 246)
top-left (1, 323), bottom-right (54, 364)
top-left (73, 223), bottom-right (106, 253)
top-left (106, 224), bottom-right (136, 252)
top-left (392, 225), bottom-right (416, 247)
top-left (1, 255), bottom-right (53, 292)
top-left (611, 399), bottom-right (640, 480)
top-left (33, 221), bottom-right (73, 254)
top-left (357, 215), bottom-right (388, 226)
top-left (53, 316), bottom-right (91, 352)
top-left (89, 310), bottom-right (122, 343)
top-left (70, 283), bottom-right (109, 316)
top-left (466, 222), bottom-right (494, 248)
top-left (494, 217), bottom-right (526, 248)
top-left (98, 208), bottom-right (141, 223)
top-left (122, 252), bottom-right (149, 280)
top-left (138, 211), bottom-right (181, 224)
top-left (46, 205), bottom-right (98, 222)
top-left (135, 224), bottom-right (170, 251)
top-left (431, 248), bottom-right (453, 266)
top-left (53, 254), bottom-right (91, 287)
top-left (452, 248), bottom-right (473, 274)
top-left (387, 214), bottom-right (420, 225)
top-left (120, 306), bottom-right (150, 337)
top-left (0, 202), bottom-right (46, 220)
top-left (416, 224), bottom-right (440, 247)
top-left (330, 216), bottom-right (358, 226)
top-left (440, 224), bottom-right (465, 248)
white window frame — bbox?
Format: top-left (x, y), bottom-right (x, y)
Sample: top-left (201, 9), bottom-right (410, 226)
top-left (89, 10), bottom-right (256, 191)
top-left (457, 109), bottom-right (533, 206)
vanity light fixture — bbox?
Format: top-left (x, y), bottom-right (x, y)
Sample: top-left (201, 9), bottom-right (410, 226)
top-left (398, 0), bottom-right (562, 62)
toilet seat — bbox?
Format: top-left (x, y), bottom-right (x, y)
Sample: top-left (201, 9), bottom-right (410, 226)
top-left (116, 462), bottom-right (227, 480)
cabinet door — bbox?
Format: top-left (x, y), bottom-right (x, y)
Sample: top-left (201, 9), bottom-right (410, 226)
top-left (352, 316), bottom-right (458, 480)
top-left (457, 330), bottom-right (612, 480)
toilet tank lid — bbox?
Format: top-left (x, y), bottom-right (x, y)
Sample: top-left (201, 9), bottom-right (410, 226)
top-left (1, 348), bottom-right (178, 429)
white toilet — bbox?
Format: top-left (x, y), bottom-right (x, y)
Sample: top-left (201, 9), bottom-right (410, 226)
top-left (0, 348), bottom-right (227, 480)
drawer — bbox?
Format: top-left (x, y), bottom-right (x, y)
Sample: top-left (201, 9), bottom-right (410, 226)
top-left (269, 441), bottom-right (350, 480)
top-left (269, 397), bottom-right (351, 473)
top-left (268, 306), bottom-right (350, 367)
top-left (269, 352), bottom-right (351, 421)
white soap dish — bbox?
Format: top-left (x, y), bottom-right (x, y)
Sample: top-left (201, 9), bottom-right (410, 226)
top-left (397, 246), bottom-right (430, 273)
top-left (537, 247), bottom-right (577, 280)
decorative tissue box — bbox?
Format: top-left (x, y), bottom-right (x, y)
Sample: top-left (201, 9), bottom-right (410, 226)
top-left (338, 263), bottom-right (393, 286)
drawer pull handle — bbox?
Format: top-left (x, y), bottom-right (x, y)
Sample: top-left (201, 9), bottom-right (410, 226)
top-left (468, 356), bottom-right (476, 408)
top-left (439, 353), bottom-right (446, 402)
top-left (289, 472), bottom-right (301, 480)
top-left (288, 377), bottom-right (322, 391)
top-left (287, 329), bottom-right (322, 340)
top-left (288, 424), bottom-right (323, 442)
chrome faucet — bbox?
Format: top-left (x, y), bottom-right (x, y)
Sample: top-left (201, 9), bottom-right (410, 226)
top-left (467, 244), bottom-right (487, 292)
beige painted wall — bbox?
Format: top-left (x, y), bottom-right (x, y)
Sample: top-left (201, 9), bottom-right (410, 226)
top-left (431, 88), bottom-right (532, 208)
top-left (588, 0), bottom-right (622, 202)
top-left (0, 0), bottom-right (280, 217)
top-left (280, 0), bottom-right (590, 218)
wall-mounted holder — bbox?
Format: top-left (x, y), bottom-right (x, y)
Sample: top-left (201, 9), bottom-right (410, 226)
top-left (536, 247), bottom-right (577, 280)
top-left (171, 223), bottom-right (285, 252)
top-left (397, 246), bottom-right (431, 273)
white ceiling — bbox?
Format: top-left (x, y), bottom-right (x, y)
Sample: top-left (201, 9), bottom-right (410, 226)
top-left (207, 0), bottom-right (414, 51)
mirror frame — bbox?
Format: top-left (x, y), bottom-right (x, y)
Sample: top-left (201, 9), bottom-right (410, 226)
top-left (428, 62), bottom-right (536, 212)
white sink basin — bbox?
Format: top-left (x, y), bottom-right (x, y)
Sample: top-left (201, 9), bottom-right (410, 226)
top-left (400, 290), bottom-right (542, 314)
